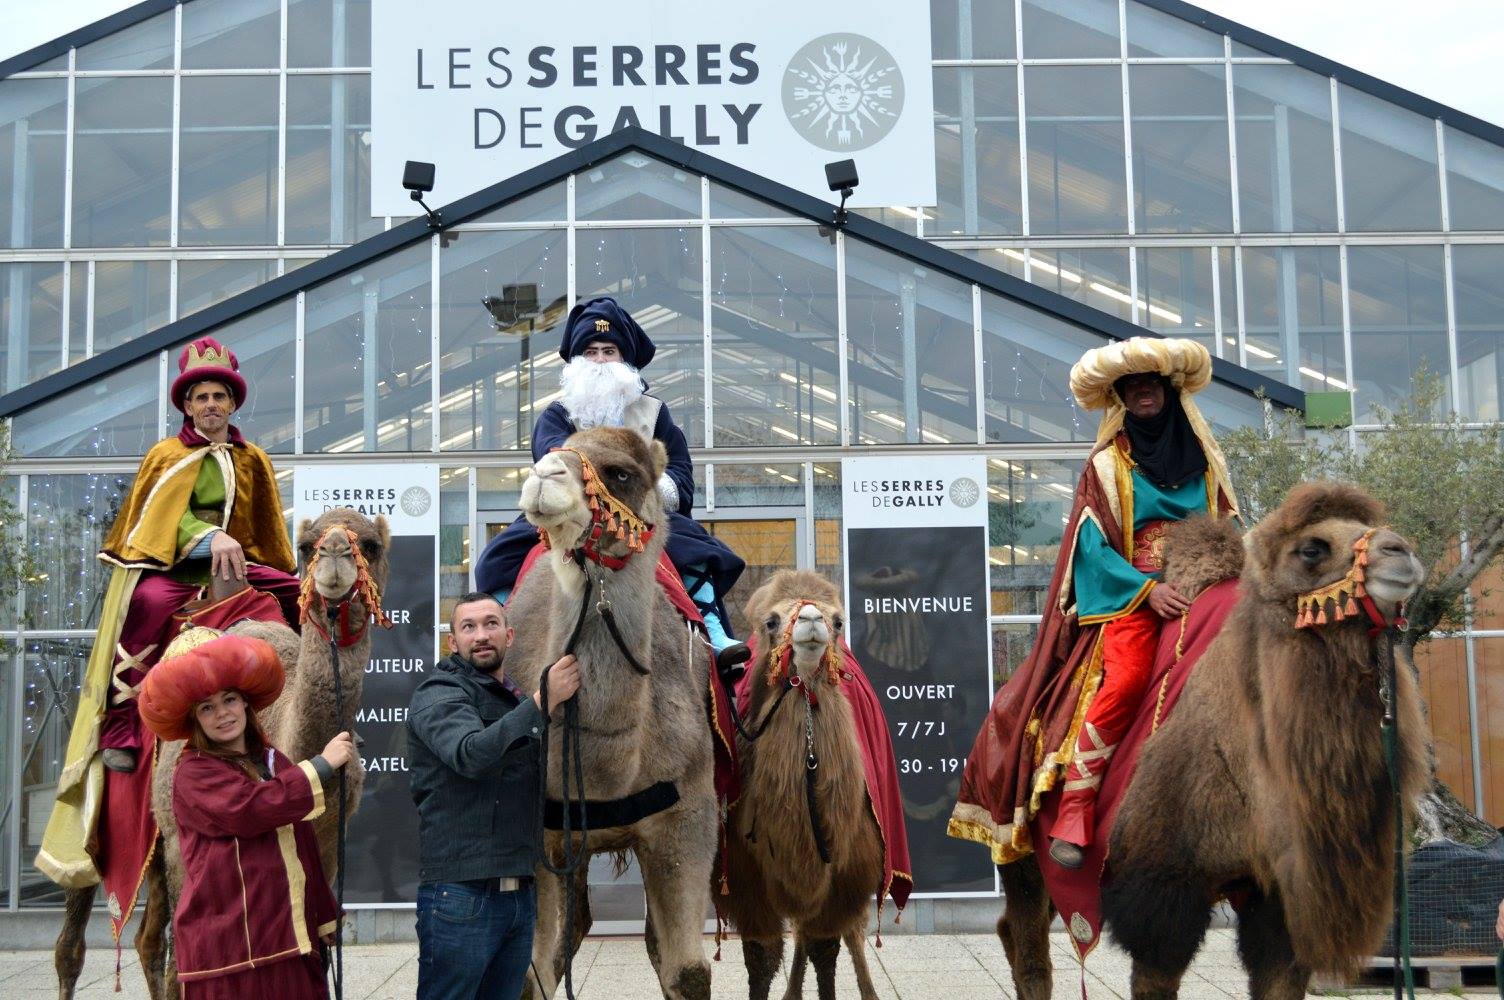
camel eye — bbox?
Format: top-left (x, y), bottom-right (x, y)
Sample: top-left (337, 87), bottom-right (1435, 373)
top-left (831, 614), bottom-right (845, 632)
top-left (615, 470), bottom-right (630, 483)
top-left (764, 614), bottom-right (780, 632)
top-left (1298, 539), bottom-right (1330, 566)
top-left (361, 540), bottom-right (379, 560)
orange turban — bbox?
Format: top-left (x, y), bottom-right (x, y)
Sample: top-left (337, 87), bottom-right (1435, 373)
top-left (138, 633), bottom-right (285, 741)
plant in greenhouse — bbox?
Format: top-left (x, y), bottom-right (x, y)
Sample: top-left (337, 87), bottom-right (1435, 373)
top-left (1220, 371), bottom-right (1504, 845)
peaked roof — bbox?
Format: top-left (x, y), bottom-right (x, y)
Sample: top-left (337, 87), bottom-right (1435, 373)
top-left (0, 126), bottom-right (1303, 419)
top-left (2, 0), bottom-right (1500, 148)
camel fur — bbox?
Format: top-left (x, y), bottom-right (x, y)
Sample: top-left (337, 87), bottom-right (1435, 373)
top-left (995, 482), bottom-right (1429, 1000)
top-left (54, 508), bottom-right (389, 1000)
top-left (723, 570), bottom-right (886, 1000)
top-left (505, 426), bottom-right (717, 1000)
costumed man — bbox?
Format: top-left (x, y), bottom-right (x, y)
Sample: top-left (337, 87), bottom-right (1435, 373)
top-left (36, 336), bottom-right (299, 929)
top-left (947, 337), bottom-right (1238, 872)
top-left (474, 296), bottom-right (750, 673)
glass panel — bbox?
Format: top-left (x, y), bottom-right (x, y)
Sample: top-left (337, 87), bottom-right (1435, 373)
top-left (710, 227), bottom-right (839, 446)
top-left (1233, 64), bottom-right (1339, 233)
top-left (303, 243), bottom-right (433, 452)
top-left (1134, 247), bottom-right (1216, 352)
top-left (91, 260), bottom-right (171, 354)
top-left (476, 466), bottom-right (528, 541)
top-left (464, 181), bottom-right (568, 225)
top-left (1025, 66), bottom-right (1128, 234)
top-left (20, 638), bottom-right (89, 905)
top-left (1347, 245), bottom-right (1449, 419)
top-left (189, 300), bottom-right (298, 453)
top-left (1125, 2), bottom-right (1224, 57)
top-left (575, 154), bottom-right (702, 221)
top-left (980, 289), bottom-right (1102, 443)
top-left (961, 246), bottom-right (1027, 280)
top-left (286, 75), bottom-right (381, 246)
top-left (438, 466), bottom-right (469, 622)
top-left (930, 0), bottom-right (1016, 59)
top-left (1020, 0), bottom-right (1120, 58)
top-left (576, 227), bottom-right (706, 445)
top-left (72, 76), bottom-right (173, 248)
top-left (1450, 245), bottom-right (1504, 421)
top-left (26, 474), bottom-right (133, 630)
top-left (288, 0), bottom-right (373, 68)
top-left (990, 622), bottom-right (1040, 688)
top-left (182, 0), bottom-right (280, 69)
top-left (1338, 85), bottom-right (1442, 232)
top-left (707, 183), bottom-right (797, 220)
top-left (1240, 246), bottom-right (1345, 393)
top-left (703, 514), bottom-right (799, 639)
top-left (1, 261), bottom-right (64, 392)
top-left (988, 457), bottom-right (1076, 615)
top-left (1130, 64), bottom-right (1232, 234)
top-left (177, 258), bottom-right (278, 318)
top-left (1026, 247), bottom-right (1132, 321)
top-left (75, 10), bottom-right (174, 71)
top-left (68, 263), bottom-right (86, 362)
top-left (1218, 246), bottom-right (1237, 357)
top-left (12, 354), bottom-right (161, 458)
top-left (931, 66), bottom-right (1021, 236)
top-left (179, 77), bottom-right (280, 246)
top-left (812, 462), bottom-right (842, 584)
top-left (0, 78), bottom-right (68, 248)
top-left (437, 228), bottom-right (568, 451)
top-left (844, 239), bottom-right (976, 446)
top-left (1445, 127), bottom-right (1504, 232)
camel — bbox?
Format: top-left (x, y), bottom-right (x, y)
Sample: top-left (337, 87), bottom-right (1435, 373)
top-left (53, 507), bottom-right (390, 1000)
top-left (994, 482), bottom-right (1429, 1000)
top-left (504, 426), bottom-right (718, 1000)
top-left (723, 570), bottom-right (886, 1000)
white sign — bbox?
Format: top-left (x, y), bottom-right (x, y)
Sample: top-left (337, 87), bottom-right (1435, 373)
top-left (293, 463), bottom-right (440, 537)
top-left (370, 0), bottom-right (936, 215)
top-left (841, 455), bottom-right (989, 531)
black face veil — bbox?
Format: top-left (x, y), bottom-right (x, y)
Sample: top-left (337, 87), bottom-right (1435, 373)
top-left (1116, 375), bottom-right (1208, 490)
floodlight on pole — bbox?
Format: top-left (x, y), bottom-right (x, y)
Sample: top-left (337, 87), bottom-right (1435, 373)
top-left (403, 160), bottom-right (442, 228)
top-left (825, 159), bottom-right (859, 227)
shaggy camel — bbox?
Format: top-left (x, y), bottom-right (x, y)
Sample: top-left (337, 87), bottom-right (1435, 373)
top-left (724, 570), bottom-right (886, 1000)
top-left (995, 482), bottom-right (1428, 1000)
top-left (53, 508), bottom-right (389, 1000)
top-left (505, 426), bottom-right (718, 1000)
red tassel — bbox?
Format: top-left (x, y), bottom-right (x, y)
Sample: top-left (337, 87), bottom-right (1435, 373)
top-left (1353, 564), bottom-right (1365, 583)
top-left (1315, 606), bottom-right (1328, 625)
top-left (1344, 595), bottom-right (1359, 616)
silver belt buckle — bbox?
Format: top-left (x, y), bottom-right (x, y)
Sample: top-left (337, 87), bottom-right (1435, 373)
top-left (496, 876), bottom-right (520, 892)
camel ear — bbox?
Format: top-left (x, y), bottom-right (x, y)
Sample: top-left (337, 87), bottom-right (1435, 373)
top-left (649, 441), bottom-right (668, 482)
top-left (374, 515), bottom-right (392, 551)
top-left (296, 517), bottom-right (315, 545)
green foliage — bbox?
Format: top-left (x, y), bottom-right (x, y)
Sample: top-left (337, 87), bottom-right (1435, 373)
top-left (1220, 371), bottom-right (1504, 640)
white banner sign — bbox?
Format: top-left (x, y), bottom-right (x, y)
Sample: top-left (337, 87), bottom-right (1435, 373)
top-left (841, 455), bottom-right (989, 531)
top-left (370, 0), bottom-right (936, 215)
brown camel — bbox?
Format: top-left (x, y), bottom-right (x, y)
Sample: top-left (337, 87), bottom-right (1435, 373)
top-left (53, 508), bottom-right (389, 1000)
top-left (995, 482), bottom-right (1429, 1000)
top-left (504, 426), bottom-right (719, 1000)
top-left (723, 570), bottom-right (886, 1000)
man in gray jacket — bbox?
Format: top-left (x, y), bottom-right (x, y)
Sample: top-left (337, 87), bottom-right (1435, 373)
top-left (408, 591), bottom-right (580, 1000)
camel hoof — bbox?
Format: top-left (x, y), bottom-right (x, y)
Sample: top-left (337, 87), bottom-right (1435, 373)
top-left (1049, 839), bottom-right (1084, 870)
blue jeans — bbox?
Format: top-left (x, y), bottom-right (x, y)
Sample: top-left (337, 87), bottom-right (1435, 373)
top-left (416, 880), bottom-right (536, 1000)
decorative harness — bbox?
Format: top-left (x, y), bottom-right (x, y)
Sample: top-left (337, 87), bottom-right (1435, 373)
top-left (1292, 526), bottom-right (1408, 636)
top-left (536, 446), bottom-right (653, 570)
top-left (296, 524), bottom-right (393, 646)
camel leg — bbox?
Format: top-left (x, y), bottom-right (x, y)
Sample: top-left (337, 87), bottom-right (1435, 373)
top-left (636, 815), bottom-right (714, 1000)
top-left (742, 937), bottom-right (784, 1000)
top-left (1236, 890), bottom-right (1311, 1000)
top-left (781, 937), bottom-right (808, 1000)
top-left (134, 849), bottom-right (170, 1000)
top-left (54, 884), bottom-right (96, 1000)
top-left (806, 936), bottom-right (841, 1000)
top-left (529, 865), bottom-right (567, 1000)
top-left (843, 927), bottom-right (881, 1000)
top-left (998, 861), bottom-right (1053, 1000)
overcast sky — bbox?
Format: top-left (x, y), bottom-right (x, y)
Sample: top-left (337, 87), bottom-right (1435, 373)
top-left (7, 0), bottom-right (1504, 126)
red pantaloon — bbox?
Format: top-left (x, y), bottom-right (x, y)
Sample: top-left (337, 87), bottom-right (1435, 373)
top-left (1051, 604), bottom-right (1163, 847)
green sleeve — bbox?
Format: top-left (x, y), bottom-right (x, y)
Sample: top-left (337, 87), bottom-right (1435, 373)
top-left (1073, 516), bottom-right (1155, 624)
top-left (175, 460), bottom-right (227, 556)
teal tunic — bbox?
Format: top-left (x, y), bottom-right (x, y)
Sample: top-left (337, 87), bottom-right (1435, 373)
top-left (1074, 470), bottom-right (1209, 623)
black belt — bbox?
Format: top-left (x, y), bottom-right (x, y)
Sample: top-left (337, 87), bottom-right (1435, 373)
top-left (543, 780), bottom-right (679, 831)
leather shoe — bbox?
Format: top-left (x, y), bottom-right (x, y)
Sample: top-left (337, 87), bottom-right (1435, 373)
top-left (1049, 838), bottom-right (1085, 870)
top-left (101, 749), bottom-right (137, 774)
top-left (715, 642), bottom-right (752, 684)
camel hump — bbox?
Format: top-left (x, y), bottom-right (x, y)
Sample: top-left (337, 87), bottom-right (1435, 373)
top-left (1160, 516), bottom-right (1244, 599)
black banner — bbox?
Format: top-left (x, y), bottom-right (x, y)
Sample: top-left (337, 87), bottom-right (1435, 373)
top-left (847, 525), bottom-right (994, 894)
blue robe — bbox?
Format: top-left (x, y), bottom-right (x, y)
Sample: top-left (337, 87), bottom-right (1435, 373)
top-left (474, 398), bottom-right (745, 631)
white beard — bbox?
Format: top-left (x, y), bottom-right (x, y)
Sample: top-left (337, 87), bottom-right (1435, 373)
top-left (558, 357), bottom-right (644, 429)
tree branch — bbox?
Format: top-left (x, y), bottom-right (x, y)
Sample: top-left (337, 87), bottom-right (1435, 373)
top-left (1434, 511), bottom-right (1504, 604)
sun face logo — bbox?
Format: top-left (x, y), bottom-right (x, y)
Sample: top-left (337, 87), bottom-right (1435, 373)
top-left (782, 34), bottom-right (905, 152)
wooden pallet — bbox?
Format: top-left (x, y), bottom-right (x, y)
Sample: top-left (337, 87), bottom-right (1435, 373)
top-left (1312, 956), bottom-right (1497, 992)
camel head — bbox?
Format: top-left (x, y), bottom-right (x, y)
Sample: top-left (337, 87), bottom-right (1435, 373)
top-left (296, 507), bottom-right (392, 613)
top-left (1246, 481), bottom-right (1424, 627)
top-left (745, 570), bottom-right (847, 687)
top-left (520, 426), bottom-right (667, 559)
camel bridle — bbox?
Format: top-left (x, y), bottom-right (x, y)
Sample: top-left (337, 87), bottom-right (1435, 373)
top-left (1293, 526), bottom-right (1408, 636)
top-left (535, 446), bottom-right (654, 570)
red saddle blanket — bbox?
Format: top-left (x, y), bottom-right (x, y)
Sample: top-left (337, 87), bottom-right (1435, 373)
top-left (1034, 577), bottom-right (1241, 959)
top-left (735, 638), bottom-right (914, 913)
top-left (512, 544), bottom-right (740, 809)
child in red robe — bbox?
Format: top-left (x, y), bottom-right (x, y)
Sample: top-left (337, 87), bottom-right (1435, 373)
top-left (139, 630), bottom-right (353, 999)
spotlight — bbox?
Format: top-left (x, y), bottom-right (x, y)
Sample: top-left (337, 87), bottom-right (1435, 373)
top-left (825, 159), bottom-right (859, 226)
top-left (403, 160), bottom-right (442, 228)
